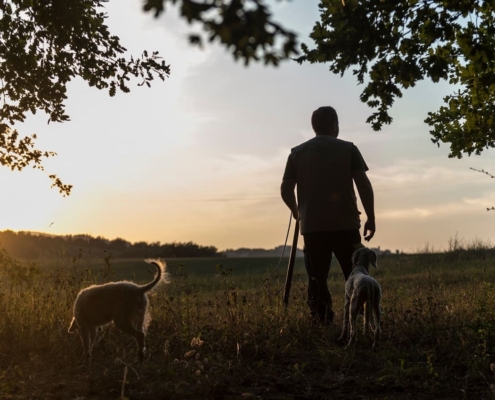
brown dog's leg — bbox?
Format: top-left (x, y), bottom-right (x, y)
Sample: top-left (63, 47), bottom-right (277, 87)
top-left (114, 317), bottom-right (146, 362)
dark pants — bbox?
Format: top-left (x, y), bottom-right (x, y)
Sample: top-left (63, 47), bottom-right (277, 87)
top-left (303, 230), bottom-right (362, 324)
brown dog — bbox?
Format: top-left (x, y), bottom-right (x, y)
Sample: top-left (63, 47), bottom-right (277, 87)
top-left (68, 259), bottom-right (169, 362)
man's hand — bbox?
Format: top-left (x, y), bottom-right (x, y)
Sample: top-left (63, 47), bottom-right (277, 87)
top-left (363, 219), bottom-right (375, 242)
top-left (292, 209), bottom-right (299, 220)
top-left (353, 170), bottom-right (375, 242)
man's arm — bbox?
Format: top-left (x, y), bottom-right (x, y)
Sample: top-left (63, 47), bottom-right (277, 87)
top-left (352, 170), bottom-right (375, 241)
top-left (280, 180), bottom-right (299, 220)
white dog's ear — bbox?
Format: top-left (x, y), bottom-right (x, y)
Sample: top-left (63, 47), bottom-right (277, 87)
top-left (351, 249), bottom-right (360, 266)
top-left (370, 250), bottom-right (378, 268)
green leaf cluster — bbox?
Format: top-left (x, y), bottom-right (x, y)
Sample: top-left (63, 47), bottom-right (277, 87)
top-left (1, 0), bottom-right (299, 194)
top-left (300, 0), bottom-right (495, 158)
top-left (142, 0), bottom-right (299, 66)
top-left (0, 0), bottom-right (170, 194)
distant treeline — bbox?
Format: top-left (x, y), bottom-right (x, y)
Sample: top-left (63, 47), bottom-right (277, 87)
top-left (223, 246), bottom-right (304, 258)
top-left (223, 245), bottom-right (393, 258)
top-left (0, 230), bottom-right (220, 259)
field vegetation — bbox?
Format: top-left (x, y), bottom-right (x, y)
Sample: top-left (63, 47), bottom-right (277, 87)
top-left (1, 239), bottom-right (495, 399)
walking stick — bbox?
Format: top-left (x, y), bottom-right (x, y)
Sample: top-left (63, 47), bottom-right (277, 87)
top-left (283, 218), bottom-right (299, 308)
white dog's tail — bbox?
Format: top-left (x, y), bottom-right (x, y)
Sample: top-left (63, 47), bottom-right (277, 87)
top-left (141, 259), bottom-right (170, 293)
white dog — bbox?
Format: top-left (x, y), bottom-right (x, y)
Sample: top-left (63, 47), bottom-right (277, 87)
top-left (338, 247), bottom-right (381, 349)
top-left (68, 259), bottom-right (169, 362)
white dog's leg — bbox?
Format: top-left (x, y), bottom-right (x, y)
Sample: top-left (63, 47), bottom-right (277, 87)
top-left (338, 294), bottom-right (351, 342)
top-left (372, 300), bottom-right (381, 349)
top-left (364, 300), bottom-right (372, 336)
top-left (347, 294), bottom-right (360, 348)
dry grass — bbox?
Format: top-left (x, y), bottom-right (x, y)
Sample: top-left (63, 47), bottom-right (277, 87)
top-left (1, 246), bottom-right (495, 399)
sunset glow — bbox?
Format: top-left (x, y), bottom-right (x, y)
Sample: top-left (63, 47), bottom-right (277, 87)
top-left (1, 0), bottom-right (494, 253)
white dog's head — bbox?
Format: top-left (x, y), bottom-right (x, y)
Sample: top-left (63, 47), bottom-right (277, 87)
top-left (351, 247), bottom-right (377, 272)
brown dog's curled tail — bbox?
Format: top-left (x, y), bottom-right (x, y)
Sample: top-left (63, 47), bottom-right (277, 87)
top-left (140, 259), bottom-right (170, 293)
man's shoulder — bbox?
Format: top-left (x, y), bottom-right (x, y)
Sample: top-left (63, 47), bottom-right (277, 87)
top-left (291, 136), bottom-right (354, 153)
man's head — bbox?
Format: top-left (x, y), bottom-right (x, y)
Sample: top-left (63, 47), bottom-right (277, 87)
top-left (311, 106), bottom-right (339, 137)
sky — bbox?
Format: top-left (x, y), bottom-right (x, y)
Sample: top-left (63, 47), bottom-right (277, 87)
top-left (1, 0), bottom-right (494, 253)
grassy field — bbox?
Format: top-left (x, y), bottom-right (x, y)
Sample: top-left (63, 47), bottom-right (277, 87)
top-left (1, 249), bottom-right (495, 399)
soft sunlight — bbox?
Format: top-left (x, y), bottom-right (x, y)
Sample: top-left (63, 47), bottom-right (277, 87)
top-left (1, 0), bottom-right (494, 253)
top-left (2, 2), bottom-right (495, 398)
top-left (0, 170), bottom-right (65, 232)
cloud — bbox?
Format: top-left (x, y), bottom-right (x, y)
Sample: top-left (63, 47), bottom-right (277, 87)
top-left (369, 159), bottom-right (491, 191)
top-left (463, 193), bottom-right (495, 208)
top-left (378, 191), bottom-right (495, 220)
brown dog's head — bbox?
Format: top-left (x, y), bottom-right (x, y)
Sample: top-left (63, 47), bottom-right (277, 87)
top-left (351, 247), bottom-right (377, 272)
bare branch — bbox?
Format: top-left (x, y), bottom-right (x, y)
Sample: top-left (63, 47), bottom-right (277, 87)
top-left (470, 167), bottom-right (495, 211)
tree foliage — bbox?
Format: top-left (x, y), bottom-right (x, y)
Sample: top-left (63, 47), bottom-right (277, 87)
top-left (142, 0), bottom-right (298, 66)
top-left (0, 0), bottom-right (298, 195)
top-left (300, 0), bottom-right (495, 158)
top-left (0, 0), bottom-right (170, 194)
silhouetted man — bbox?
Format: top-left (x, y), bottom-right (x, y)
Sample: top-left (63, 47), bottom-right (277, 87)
top-left (281, 106), bottom-right (375, 324)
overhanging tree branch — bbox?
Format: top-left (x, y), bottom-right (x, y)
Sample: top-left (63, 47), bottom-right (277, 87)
top-left (1, 0), bottom-right (298, 195)
top-left (299, 0), bottom-right (495, 159)
top-left (142, 0), bottom-right (299, 66)
top-left (0, 0), bottom-right (171, 195)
